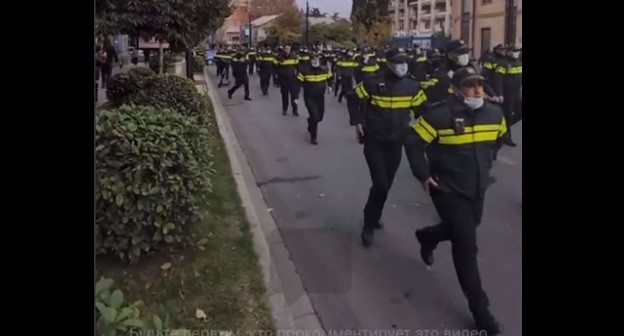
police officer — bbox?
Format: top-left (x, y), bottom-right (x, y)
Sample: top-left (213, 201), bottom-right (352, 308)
top-left (409, 46), bottom-right (428, 82)
top-left (335, 49), bottom-right (358, 103)
top-left (257, 48), bottom-right (276, 96)
top-left (417, 49), bottom-right (444, 90)
top-left (275, 44), bottom-right (301, 116)
top-left (492, 45), bottom-right (522, 146)
top-left (404, 67), bottom-right (504, 336)
top-left (246, 46), bottom-right (258, 75)
top-left (217, 47), bottom-right (233, 88)
top-left (299, 47), bottom-right (311, 68)
top-left (355, 48), bottom-right (380, 83)
top-left (297, 52), bottom-right (334, 145)
top-left (348, 48), bottom-right (427, 247)
top-left (481, 44), bottom-right (505, 83)
top-left (227, 48), bottom-right (252, 101)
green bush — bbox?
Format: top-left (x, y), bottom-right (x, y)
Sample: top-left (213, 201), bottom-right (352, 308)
top-left (193, 55), bottom-right (205, 72)
top-left (137, 74), bottom-right (206, 120)
top-left (106, 67), bottom-right (155, 106)
top-left (96, 105), bottom-right (213, 262)
top-left (148, 52), bottom-right (176, 73)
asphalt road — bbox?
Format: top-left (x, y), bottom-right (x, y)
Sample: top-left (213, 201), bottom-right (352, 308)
top-left (209, 68), bottom-right (522, 335)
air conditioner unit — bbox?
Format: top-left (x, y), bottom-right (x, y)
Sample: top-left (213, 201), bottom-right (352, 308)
top-left (393, 31), bottom-right (402, 37)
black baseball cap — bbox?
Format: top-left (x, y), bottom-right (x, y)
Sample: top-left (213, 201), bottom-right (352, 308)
top-left (386, 48), bottom-right (409, 63)
top-left (451, 67), bottom-right (485, 87)
top-left (446, 40), bottom-right (471, 54)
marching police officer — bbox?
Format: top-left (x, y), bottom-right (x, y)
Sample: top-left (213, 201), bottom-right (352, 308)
top-left (275, 44), bottom-right (301, 116)
top-left (297, 52), bottom-right (334, 145)
top-left (348, 48), bottom-right (427, 247)
top-left (355, 48), bottom-right (380, 83)
top-left (246, 46), bottom-right (258, 75)
top-left (335, 49), bottom-right (358, 103)
top-left (227, 48), bottom-right (252, 101)
top-left (492, 45), bottom-right (522, 146)
top-left (217, 47), bottom-right (233, 88)
top-left (404, 67), bottom-right (505, 336)
top-left (257, 48), bottom-right (276, 96)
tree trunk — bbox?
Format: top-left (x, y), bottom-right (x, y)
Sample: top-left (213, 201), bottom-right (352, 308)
top-left (185, 49), bottom-right (194, 78)
top-left (159, 41), bottom-right (164, 74)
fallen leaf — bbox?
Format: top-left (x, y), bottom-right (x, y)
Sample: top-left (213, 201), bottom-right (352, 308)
top-left (195, 309), bottom-right (207, 320)
top-left (161, 262), bottom-right (172, 270)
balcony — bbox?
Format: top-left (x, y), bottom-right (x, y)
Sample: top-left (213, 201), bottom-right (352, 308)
top-left (435, 10), bottom-right (447, 18)
top-left (409, 1), bottom-right (419, 6)
top-left (435, 0), bottom-right (446, 4)
top-left (435, 4), bottom-right (447, 13)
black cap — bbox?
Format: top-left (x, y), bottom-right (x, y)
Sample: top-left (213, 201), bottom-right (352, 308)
top-left (426, 48), bottom-right (441, 58)
top-left (446, 40), bottom-right (471, 54)
top-left (386, 48), bottom-right (409, 63)
top-left (451, 67), bottom-right (485, 87)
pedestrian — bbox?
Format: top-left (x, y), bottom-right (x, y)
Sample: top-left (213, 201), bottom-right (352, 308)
top-left (297, 52), bottom-right (334, 145)
top-left (227, 48), bottom-right (252, 101)
top-left (257, 48), bottom-right (276, 96)
top-left (491, 45), bottom-right (522, 146)
top-left (275, 44), bottom-right (301, 116)
top-left (99, 38), bottom-right (118, 89)
top-left (347, 48), bottom-right (427, 247)
top-left (404, 67), bottom-right (505, 336)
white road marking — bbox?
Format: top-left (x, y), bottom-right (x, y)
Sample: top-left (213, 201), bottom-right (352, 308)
top-left (497, 155), bottom-right (517, 166)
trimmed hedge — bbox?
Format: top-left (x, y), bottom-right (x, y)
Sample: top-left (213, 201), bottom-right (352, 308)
top-left (95, 105), bottom-right (213, 262)
top-left (137, 74), bottom-right (207, 120)
top-left (106, 67), bottom-right (155, 106)
top-left (193, 55), bottom-right (205, 72)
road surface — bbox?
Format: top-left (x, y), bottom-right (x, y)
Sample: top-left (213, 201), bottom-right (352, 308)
top-left (208, 68), bottom-right (522, 335)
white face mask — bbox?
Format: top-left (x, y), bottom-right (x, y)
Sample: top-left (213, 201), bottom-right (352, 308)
top-left (347, 52), bottom-right (354, 57)
top-left (389, 62), bottom-right (409, 78)
top-left (457, 54), bottom-right (470, 66)
top-left (512, 51), bottom-right (520, 59)
top-left (463, 96), bottom-right (484, 110)
top-left (311, 59), bottom-right (320, 67)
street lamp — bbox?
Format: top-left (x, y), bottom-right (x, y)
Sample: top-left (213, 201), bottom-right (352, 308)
top-left (305, 0), bottom-right (309, 47)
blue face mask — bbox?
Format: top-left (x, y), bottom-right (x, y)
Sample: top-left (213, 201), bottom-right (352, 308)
top-left (463, 97), bottom-right (484, 110)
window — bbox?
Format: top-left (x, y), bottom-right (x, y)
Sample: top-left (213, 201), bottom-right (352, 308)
top-left (481, 28), bottom-right (491, 57)
top-left (461, 13), bottom-right (470, 44)
top-left (424, 20), bottom-right (431, 29)
top-left (482, 0), bottom-right (492, 4)
top-left (399, 20), bottom-right (405, 30)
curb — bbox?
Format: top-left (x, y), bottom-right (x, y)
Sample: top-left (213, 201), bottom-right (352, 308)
top-left (200, 67), bottom-right (325, 332)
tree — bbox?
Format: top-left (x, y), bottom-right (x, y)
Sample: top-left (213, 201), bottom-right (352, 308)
top-left (265, 2), bottom-right (303, 45)
top-left (306, 20), bottom-right (355, 46)
top-left (250, 0), bottom-right (297, 19)
top-left (350, 0), bottom-right (391, 47)
top-left (96, 0), bottom-right (231, 73)
top-left (308, 7), bottom-right (327, 18)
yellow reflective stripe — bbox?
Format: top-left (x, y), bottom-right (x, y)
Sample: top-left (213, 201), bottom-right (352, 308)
top-left (221, 55), bottom-right (233, 59)
top-left (419, 78), bottom-right (439, 89)
top-left (327, 70), bottom-right (333, 79)
top-left (508, 66), bottom-right (522, 74)
top-left (377, 58), bottom-right (387, 63)
top-left (499, 118), bottom-right (507, 136)
top-left (301, 74), bottom-right (332, 82)
top-left (362, 64), bottom-right (380, 72)
top-left (371, 98), bottom-right (412, 109)
top-left (439, 131), bottom-right (499, 145)
top-left (412, 117), bottom-right (437, 143)
top-left (483, 62), bottom-right (494, 69)
top-left (297, 73), bottom-right (305, 81)
top-left (280, 59), bottom-right (299, 65)
top-left (411, 90), bottom-right (427, 107)
top-left (438, 124), bottom-right (502, 136)
top-left (416, 56), bottom-right (426, 62)
top-left (338, 61), bottom-right (358, 67)
top-left (299, 56), bottom-right (310, 61)
top-left (370, 95), bottom-right (413, 102)
top-left (355, 83), bottom-right (369, 99)
top-left (496, 66), bottom-right (507, 74)
top-left (448, 86), bottom-right (454, 94)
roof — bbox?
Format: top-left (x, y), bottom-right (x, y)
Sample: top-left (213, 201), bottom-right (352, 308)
top-left (309, 17), bottom-right (336, 25)
top-left (252, 14), bottom-right (281, 27)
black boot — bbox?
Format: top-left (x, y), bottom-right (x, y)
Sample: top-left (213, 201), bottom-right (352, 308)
top-left (415, 229), bottom-right (435, 266)
top-left (473, 310), bottom-right (502, 335)
top-left (244, 96), bottom-right (252, 101)
top-left (361, 226), bottom-right (374, 248)
top-left (227, 89), bottom-right (233, 99)
top-left (282, 110), bottom-right (287, 116)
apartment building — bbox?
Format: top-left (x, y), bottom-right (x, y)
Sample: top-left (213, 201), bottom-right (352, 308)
top-left (389, 0), bottom-right (452, 38)
top-left (215, 0), bottom-right (250, 45)
top-left (450, 0), bottom-right (522, 58)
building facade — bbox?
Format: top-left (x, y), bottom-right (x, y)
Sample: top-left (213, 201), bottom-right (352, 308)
top-left (450, 0), bottom-right (522, 59)
top-left (389, 0), bottom-right (452, 38)
top-left (216, 0), bottom-right (251, 45)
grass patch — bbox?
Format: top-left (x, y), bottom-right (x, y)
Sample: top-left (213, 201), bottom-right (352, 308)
top-left (96, 96), bottom-right (274, 333)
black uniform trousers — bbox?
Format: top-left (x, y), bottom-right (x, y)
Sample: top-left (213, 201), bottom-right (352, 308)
top-left (363, 136), bottom-right (404, 229)
top-left (420, 189), bottom-right (490, 315)
top-left (216, 61), bottom-right (223, 77)
top-left (334, 74), bottom-right (341, 96)
top-left (279, 76), bottom-right (299, 114)
top-left (503, 92), bottom-right (521, 139)
top-left (338, 75), bottom-right (354, 101)
top-left (303, 93), bottom-right (325, 139)
top-left (248, 61), bottom-right (256, 75)
top-left (219, 64), bottom-right (230, 86)
top-left (259, 70), bottom-right (272, 94)
top-left (229, 73), bottom-right (249, 98)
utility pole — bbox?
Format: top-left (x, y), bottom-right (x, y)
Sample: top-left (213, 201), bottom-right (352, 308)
top-left (248, 0), bottom-right (253, 48)
top-left (305, 0), bottom-right (310, 47)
